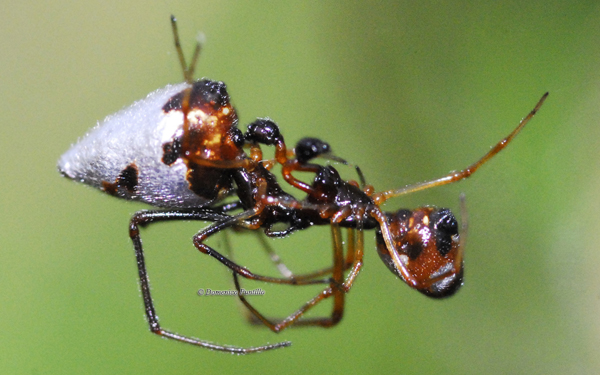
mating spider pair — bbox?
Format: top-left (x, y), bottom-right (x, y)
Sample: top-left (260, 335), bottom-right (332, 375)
top-left (58, 16), bottom-right (548, 353)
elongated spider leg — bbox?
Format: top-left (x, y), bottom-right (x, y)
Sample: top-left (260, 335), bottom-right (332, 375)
top-left (218, 224), bottom-right (292, 278)
top-left (129, 208), bottom-right (290, 353)
top-left (170, 15), bottom-right (202, 83)
top-left (255, 232), bottom-right (294, 278)
top-left (193, 215), bottom-right (332, 286)
top-left (260, 228), bottom-right (357, 284)
top-left (221, 230), bottom-right (294, 321)
top-left (345, 228), bottom-right (357, 265)
top-left (254, 227), bottom-right (357, 282)
top-left (287, 225), bottom-right (366, 327)
top-left (233, 229), bottom-right (356, 325)
top-left (338, 227), bottom-right (364, 292)
top-left (369, 206), bottom-right (420, 289)
top-left (373, 92), bottom-right (549, 205)
top-left (235, 224), bottom-right (348, 331)
top-left (289, 210), bottom-right (362, 293)
top-left (241, 227), bottom-right (360, 326)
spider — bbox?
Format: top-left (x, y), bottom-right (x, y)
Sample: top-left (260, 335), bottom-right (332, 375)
top-left (58, 16), bottom-right (548, 354)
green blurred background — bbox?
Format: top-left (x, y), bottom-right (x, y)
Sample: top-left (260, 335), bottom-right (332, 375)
top-left (2, 1), bottom-right (599, 374)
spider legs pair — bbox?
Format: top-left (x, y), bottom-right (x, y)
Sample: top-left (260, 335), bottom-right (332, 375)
top-left (128, 209), bottom-right (288, 354)
top-left (212, 224), bottom-right (365, 332)
top-left (128, 203), bottom-right (363, 353)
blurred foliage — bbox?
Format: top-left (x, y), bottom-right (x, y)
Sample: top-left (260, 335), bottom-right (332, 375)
top-left (1, 1), bottom-right (600, 374)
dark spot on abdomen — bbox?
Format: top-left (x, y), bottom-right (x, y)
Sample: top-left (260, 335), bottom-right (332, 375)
top-left (162, 137), bottom-right (182, 165)
top-left (102, 163), bottom-right (139, 196)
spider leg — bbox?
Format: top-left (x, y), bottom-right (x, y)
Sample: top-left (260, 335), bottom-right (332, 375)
top-left (254, 227), bottom-right (357, 281)
top-left (193, 213), bottom-right (331, 286)
top-left (235, 222), bottom-right (367, 331)
top-left (373, 93), bottom-right (548, 204)
top-left (129, 208), bottom-right (290, 353)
